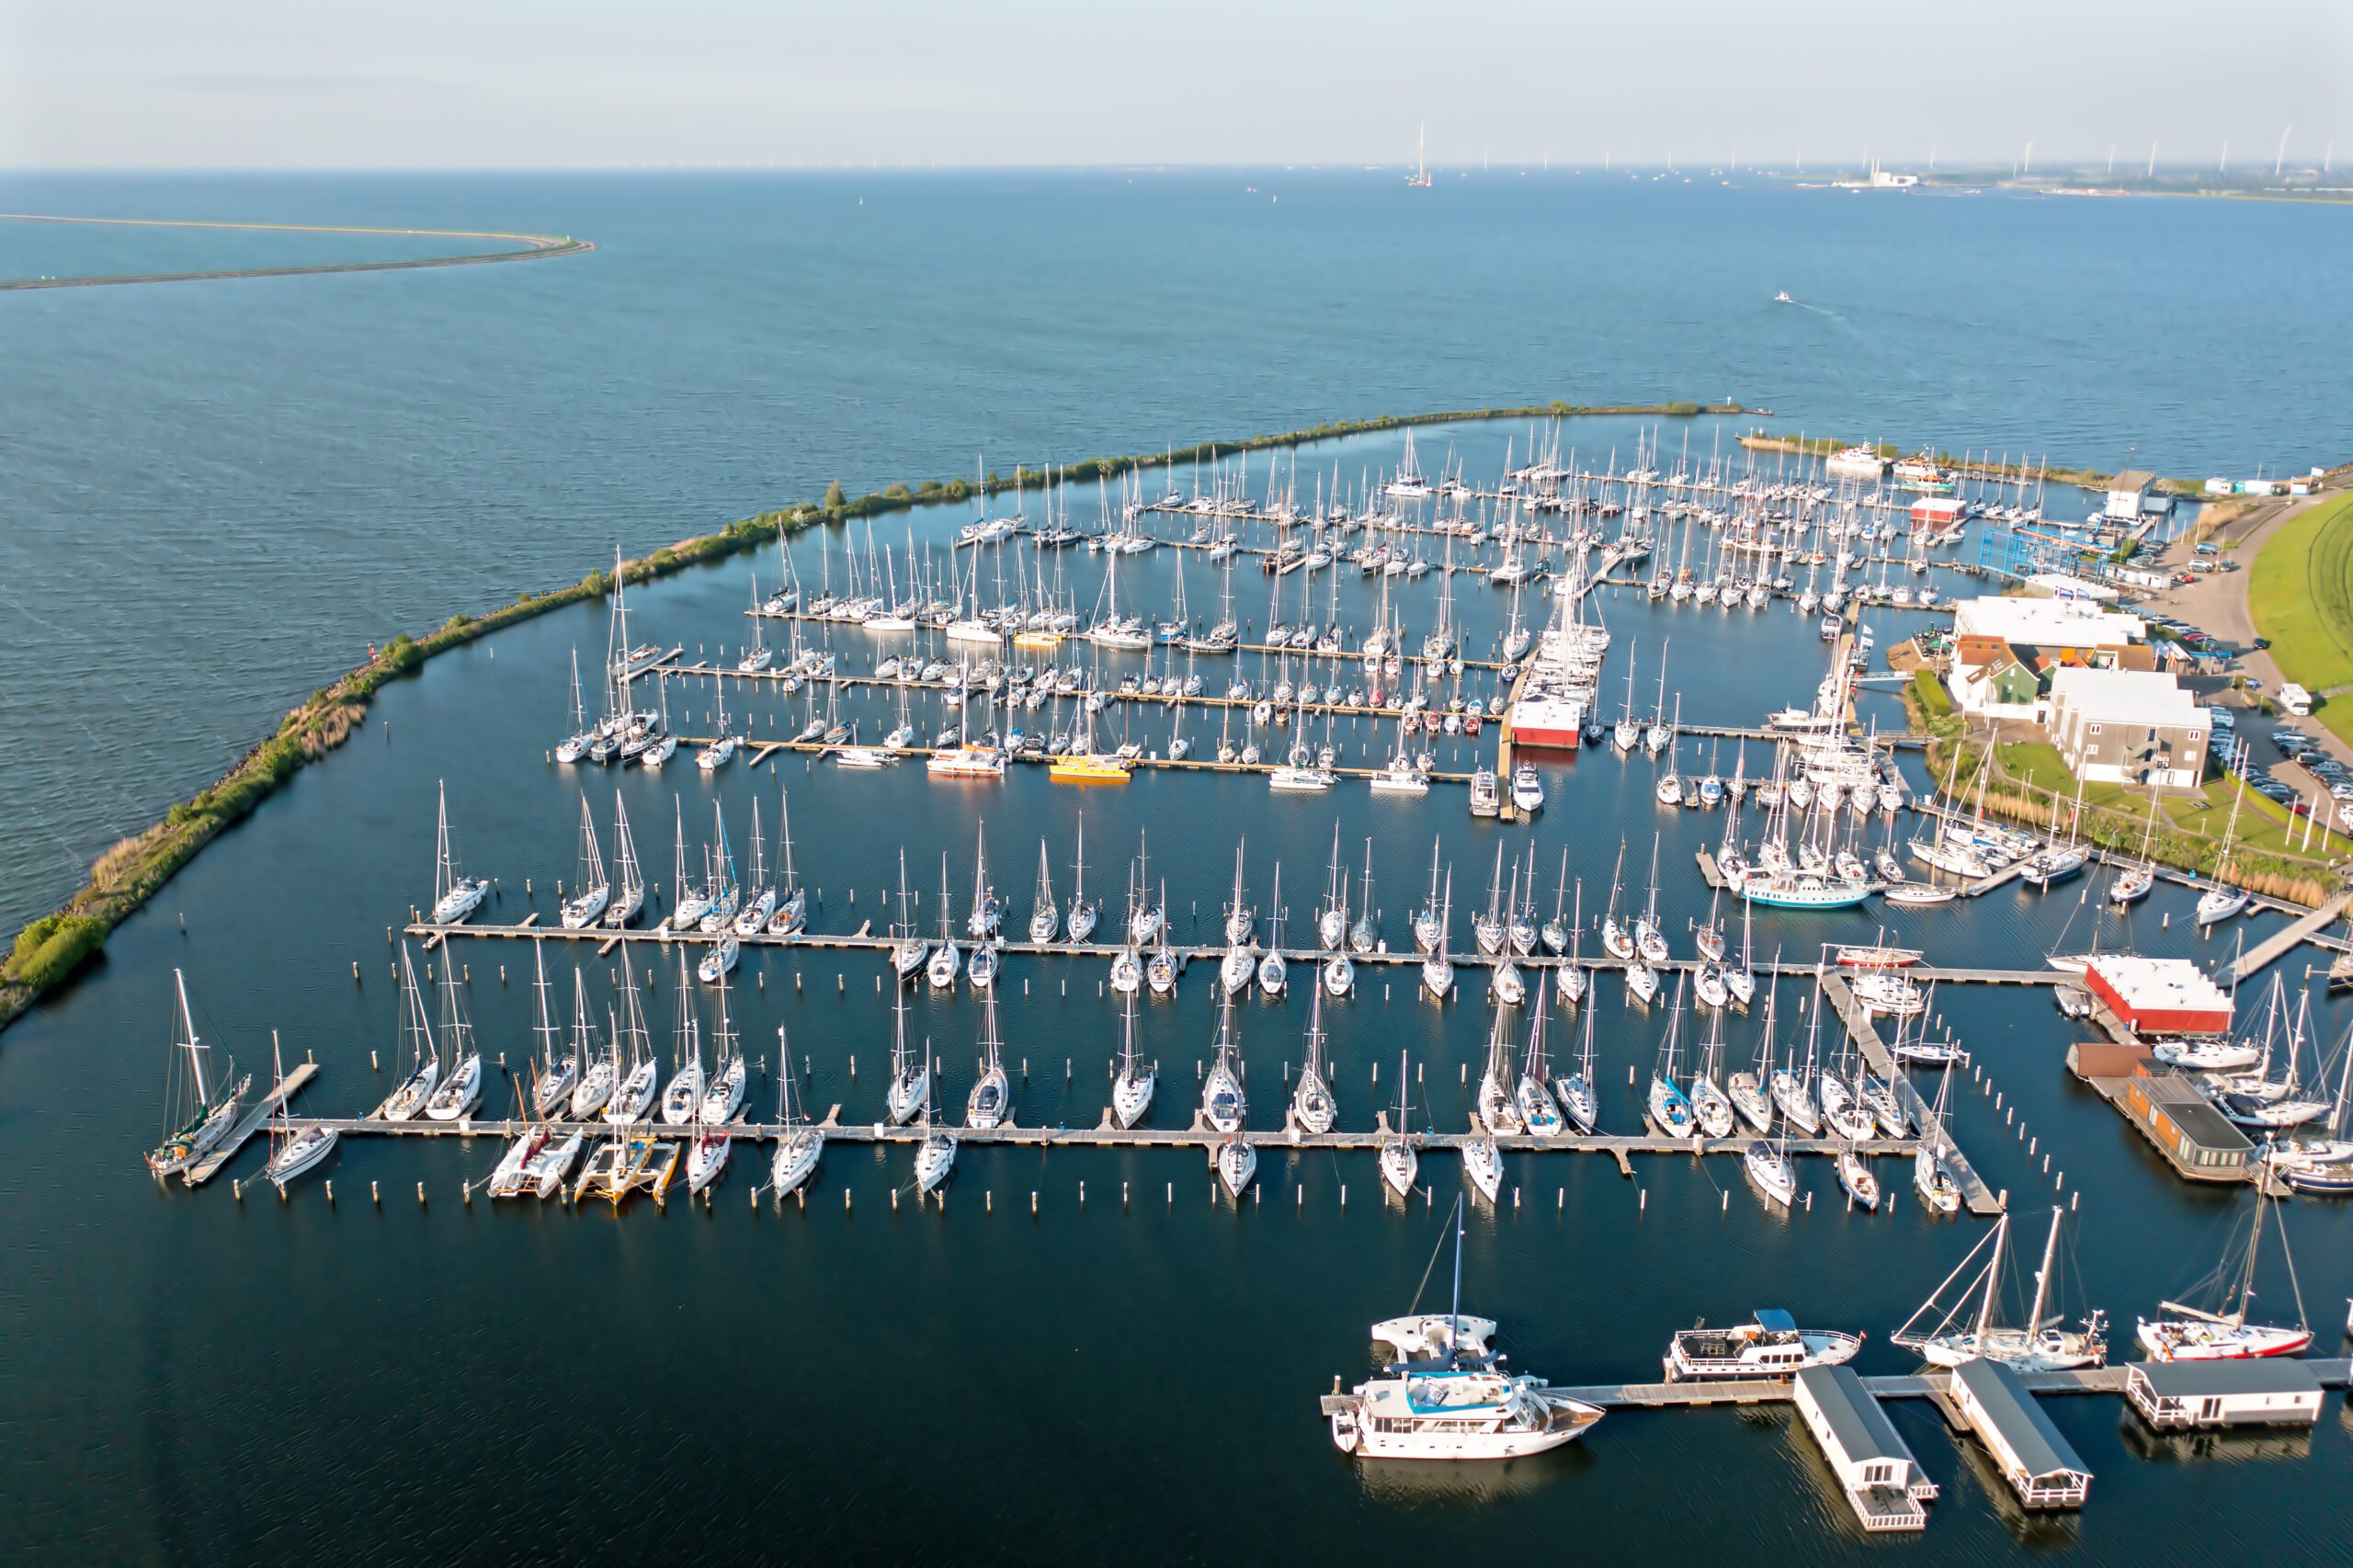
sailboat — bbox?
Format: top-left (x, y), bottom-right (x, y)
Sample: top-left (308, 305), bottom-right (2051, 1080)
top-left (1895, 1207), bottom-right (2109, 1369)
top-left (732, 800), bottom-right (778, 937)
top-left (926, 853), bottom-right (962, 991)
top-left (555, 647), bottom-right (594, 763)
top-left (1422, 873), bottom-right (1455, 1001)
top-left (1476, 1007), bottom-right (1525, 1135)
top-left (560, 795), bottom-right (611, 928)
top-left (699, 966), bottom-right (747, 1123)
top-left (966, 991), bottom-right (1012, 1129)
top-left (1028, 839), bottom-right (1060, 943)
top-left (428, 780), bottom-right (490, 925)
top-left (1554, 995), bottom-right (1600, 1134)
top-left (1646, 978), bottom-right (1698, 1140)
top-left (1516, 996), bottom-right (1565, 1138)
top-left (145, 971), bottom-right (250, 1178)
top-left (376, 946), bottom-right (442, 1122)
top-left (422, 953), bottom-right (483, 1121)
top-left (1912, 1066), bottom-right (1962, 1214)
top-left (1381, 1050), bottom-right (1419, 1197)
top-left (605, 951), bottom-right (661, 1123)
top-left (1256, 867), bottom-right (1289, 996)
top-left (766, 788), bottom-right (808, 937)
top-left (1111, 988), bottom-right (1155, 1129)
top-left (914, 1047), bottom-right (958, 1195)
top-left (2197, 774), bottom-right (2253, 926)
top-left (1317, 824), bottom-right (1349, 951)
top-left (262, 1032), bottom-right (335, 1194)
top-left (1770, 990), bottom-right (1824, 1133)
top-left (1414, 837), bottom-right (1448, 953)
top-left (1217, 1127), bottom-right (1257, 1199)
top-left (527, 938), bottom-right (577, 1114)
top-left (1203, 994), bottom-right (1247, 1134)
top-left (567, 967), bottom-right (616, 1119)
top-left (1688, 1000), bottom-right (1736, 1138)
top-left (1224, 840), bottom-right (1256, 946)
top-left (1325, 1198), bottom-right (1606, 1460)
top-left (1066, 815), bottom-right (1099, 943)
top-left (885, 988), bottom-right (928, 1126)
top-left (1349, 837), bottom-right (1380, 956)
top-left (768, 1027), bottom-right (825, 1197)
top-left (659, 948), bottom-right (708, 1126)
top-left (890, 850), bottom-right (928, 982)
top-left (602, 792), bottom-right (645, 927)
top-left (1742, 1126), bottom-right (1797, 1209)
top-left (1727, 975), bottom-right (1778, 1133)
top-left (2137, 1188), bottom-right (2312, 1360)
top-left (1292, 985), bottom-right (1336, 1134)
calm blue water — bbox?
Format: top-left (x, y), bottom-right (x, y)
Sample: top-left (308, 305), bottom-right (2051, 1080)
top-left (2, 175), bottom-right (2350, 1563)
top-left (1, 170), bottom-right (2346, 932)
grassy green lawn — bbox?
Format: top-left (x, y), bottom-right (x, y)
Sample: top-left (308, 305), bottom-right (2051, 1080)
top-left (2250, 489), bottom-right (2353, 704)
top-left (1992, 740), bottom-right (2347, 858)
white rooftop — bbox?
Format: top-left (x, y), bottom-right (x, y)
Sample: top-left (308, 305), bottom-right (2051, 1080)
top-left (2086, 955), bottom-right (2233, 1017)
top-left (2049, 667), bottom-right (2211, 730)
top-left (1953, 596), bottom-right (2143, 648)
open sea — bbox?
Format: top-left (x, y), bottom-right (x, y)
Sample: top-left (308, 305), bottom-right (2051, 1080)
top-left (2, 173), bottom-right (2351, 1563)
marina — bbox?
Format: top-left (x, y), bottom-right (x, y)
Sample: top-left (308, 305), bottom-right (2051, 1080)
top-left (35, 376), bottom-right (2353, 1555)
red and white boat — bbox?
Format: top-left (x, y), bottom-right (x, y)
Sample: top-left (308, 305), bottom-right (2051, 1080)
top-left (2136, 1187), bottom-right (2312, 1362)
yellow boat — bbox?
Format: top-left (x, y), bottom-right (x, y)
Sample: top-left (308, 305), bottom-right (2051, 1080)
top-left (1050, 753), bottom-right (1131, 784)
top-left (1013, 630), bottom-right (1065, 651)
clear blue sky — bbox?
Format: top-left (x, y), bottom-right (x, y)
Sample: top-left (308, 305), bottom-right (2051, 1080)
top-left (3, 0), bottom-right (2346, 171)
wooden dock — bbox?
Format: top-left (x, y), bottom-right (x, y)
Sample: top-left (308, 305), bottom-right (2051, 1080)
top-left (1819, 972), bottom-right (2000, 1216)
top-left (276, 1104), bottom-right (1917, 1163)
top-left (186, 1061), bottom-right (318, 1187)
top-left (2224, 885), bottom-right (2353, 983)
top-left (1553, 1359), bottom-right (2351, 1411)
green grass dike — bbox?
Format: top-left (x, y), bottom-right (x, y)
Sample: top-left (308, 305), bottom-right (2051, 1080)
top-left (2250, 489), bottom-right (2353, 744)
top-left (0, 397), bottom-right (1750, 1034)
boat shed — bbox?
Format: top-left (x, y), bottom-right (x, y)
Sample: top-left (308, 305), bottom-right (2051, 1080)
top-left (2125, 1358), bottom-right (2325, 1429)
top-left (1794, 1366), bottom-right (1938, 1532)
top-left (1949, 1358), bottom-right (2093, 1510)
top-left (2086, 956), bottom-right (2234, 1037)
top-left (2122, 1070), bottom-right (2253, 1177)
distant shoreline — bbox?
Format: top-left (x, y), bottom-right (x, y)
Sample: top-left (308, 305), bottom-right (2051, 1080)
top-left (0, 212), bottom-right (593, 290)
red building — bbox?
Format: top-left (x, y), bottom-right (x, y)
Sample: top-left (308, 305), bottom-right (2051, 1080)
top-left (2086, 956), bottom-right (2234, 1037)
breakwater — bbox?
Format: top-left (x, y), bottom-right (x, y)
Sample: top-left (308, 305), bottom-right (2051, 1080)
top-left (0, 212), bottom-right (594, 290)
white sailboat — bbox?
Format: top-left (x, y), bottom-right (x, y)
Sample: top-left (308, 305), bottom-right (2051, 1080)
top-left (605, 951), bottom-right (661, 1123)
top-left (602, 792), bottom-right (645, 927)
top-left (1203, 994), bottom-right (1247, 1133)
top-left (567, 966), bottom-right (616, 1119)
top-left (1028, 838), bottom-right (1060, 944)
top-left (766, 788), bottom-right (808, 937)
top-left (1066, 815), bottom-right (1099, 943)
top-left (914, 1049), bottom-right (958, 1195)
top-left (374, 941), bottom-right (439, 1111)
top-left (2137, 1186), bottom-right (2312, 1361)
top-left (768, 1027), bottom-right (825, 1198)
top-left (1292, 985), bottom-right (1336, 1134)
top-left (966, 990), bottom-right (1012, 1130)
top-left (1380, 1049), bottom-right (1419, 1197)
top-left (885, 988), bottom-right (928, 1126)
top-left (1895, 1207), bottom-right (2109, 1370)
top-left (263, 1031), bottom-right (336, 1194)
top-left (528, 938), bottom-right (577, 1115)
top-left (699, 965), bottom-right (746, 1123)
top-left (560, 794), bottom-right (610, 929)
top-left (422, 949), bottom-right (483, 1121)
top-left (1111, 988), bottom-right (1155, 1129)
top-left (428, 779), bottom-right (490, 925)
top-left (145, 971), bottom-right (249, 1178)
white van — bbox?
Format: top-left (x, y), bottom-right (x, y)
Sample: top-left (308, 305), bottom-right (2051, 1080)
top-left (2279, 683), bottom-right (2313, 716)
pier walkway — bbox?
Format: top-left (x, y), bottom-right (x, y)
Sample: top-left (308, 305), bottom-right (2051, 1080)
top-left (1552, 1360), bottom-right (2352, 1411)
top-left (1820, 972), bottom-right (2000, 1216)
top-left (2224, 886), bottom-right (2353, 983)
top-left (186, 1062), bottom-right (317, 1187)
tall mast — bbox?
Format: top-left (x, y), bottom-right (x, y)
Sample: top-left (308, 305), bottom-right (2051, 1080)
top-left (175, 969), bottom-right (210, 1105)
